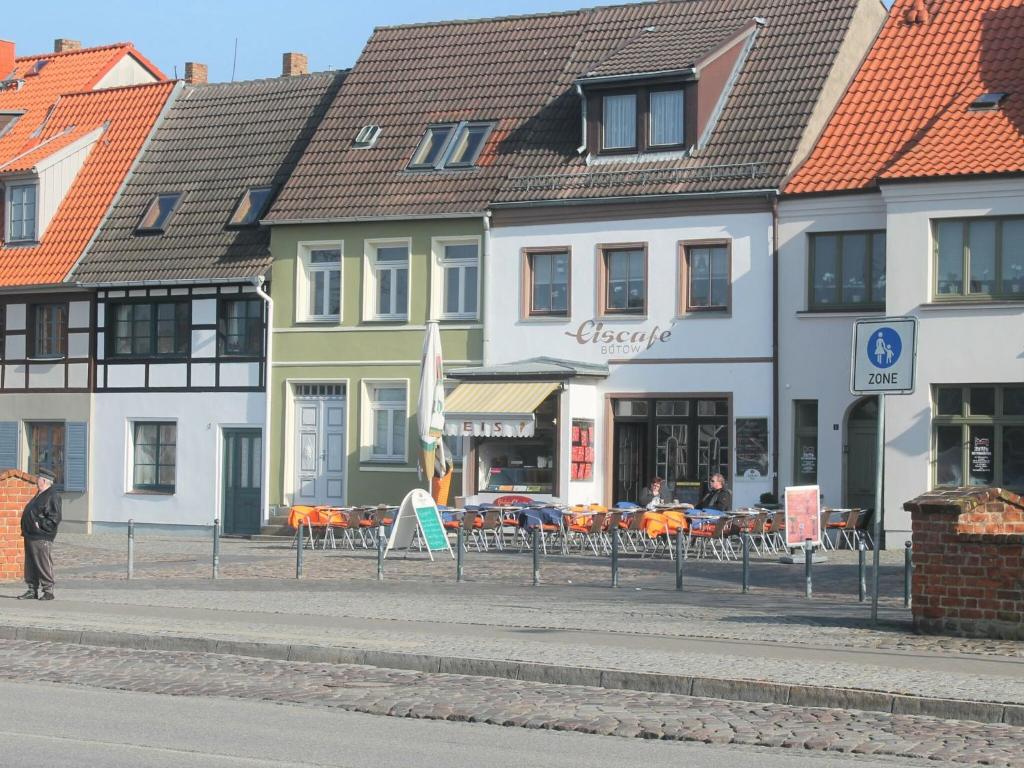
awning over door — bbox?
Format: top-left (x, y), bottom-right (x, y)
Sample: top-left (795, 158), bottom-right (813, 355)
top-left (443, 381), bottom-right (559, 438)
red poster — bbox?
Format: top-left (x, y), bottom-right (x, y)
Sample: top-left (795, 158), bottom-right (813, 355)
top-left (784, 484), bottom-right (821, 548)
top-left (571, 419), bottom-right (594, 482)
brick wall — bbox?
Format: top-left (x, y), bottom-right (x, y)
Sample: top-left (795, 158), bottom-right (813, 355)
top-left (905, 487), bottom-right (1024, 640)
top-left (0, 470), bottom-right (36, 582)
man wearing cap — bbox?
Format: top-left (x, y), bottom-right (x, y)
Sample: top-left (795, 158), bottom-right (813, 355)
top-left (18, 468), bottom-right (62, 601)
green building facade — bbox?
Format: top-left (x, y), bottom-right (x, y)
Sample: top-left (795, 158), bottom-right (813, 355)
top-left (266, 218), bottom-right (484, 509)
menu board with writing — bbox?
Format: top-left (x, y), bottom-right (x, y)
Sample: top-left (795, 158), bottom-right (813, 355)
top-left (784, 484), bottom-right (821, 548)
top-left (736, 418), bottom-right (769, 479)
top-left (571, 419), bottom-right (595, 481)
top-left (970, 432), bottom-right (994, 484)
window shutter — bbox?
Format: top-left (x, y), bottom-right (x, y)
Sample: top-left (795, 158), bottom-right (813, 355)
top-left (0, 421), bottom-right (17, 470)
top-left (64, 421), bottom-right (88, 492)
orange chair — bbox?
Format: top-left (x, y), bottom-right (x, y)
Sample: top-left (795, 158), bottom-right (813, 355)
top-left (288, 505), bottom-right (316, 548)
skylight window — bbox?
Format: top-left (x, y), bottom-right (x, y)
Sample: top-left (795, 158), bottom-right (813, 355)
top-left (227, 187), bottom-right (273, 227)
top-left (408, 121), bottom-right (494, 170)
top-left (0, 111), bottom-right (21, 140)
top-left (353, 124), bottom-right (381, 148)
top-left (136, 193), bottom-right (182, 234)
top-left (968, 92), bottom-right (1008, 111)
top-left (26, 60), bottom-right (48, 77)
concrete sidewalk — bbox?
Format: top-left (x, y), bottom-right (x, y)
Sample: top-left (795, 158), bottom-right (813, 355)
top-left (1, 534), bottom-right (1022, 724)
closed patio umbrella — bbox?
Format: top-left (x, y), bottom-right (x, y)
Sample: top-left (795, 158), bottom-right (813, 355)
top-left (417, 321), bottom-right (449, 494)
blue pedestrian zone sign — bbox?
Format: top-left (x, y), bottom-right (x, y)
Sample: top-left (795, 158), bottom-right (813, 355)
top-left (851, 317), bottom-right (917, 395)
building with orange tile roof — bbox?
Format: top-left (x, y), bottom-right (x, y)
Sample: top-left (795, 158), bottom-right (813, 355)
top-left (0, 38), bottom-right (169, 531)
top-left (777, 0), bottom-right (1024, 544)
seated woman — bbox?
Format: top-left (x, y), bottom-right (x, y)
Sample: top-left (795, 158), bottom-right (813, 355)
top-left (638, 476), bottom-right (669, 509)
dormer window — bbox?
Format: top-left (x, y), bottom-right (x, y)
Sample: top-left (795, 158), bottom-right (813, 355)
top-left (227, 187), bottom-right (273, 227)
top-left (136, 193), bottom-right (182, 234)
top-left (0, 111), bottom-right (22, 140)
top-left (6, 183), bottom-right (38, 243)
top-left (408, 121), bottom-right (493, 170)
top-left (590, 85), bottom-right (690, 156)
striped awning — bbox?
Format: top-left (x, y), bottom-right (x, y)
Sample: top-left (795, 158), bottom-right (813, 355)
top-left (443, 381), bottom-right (559, 438)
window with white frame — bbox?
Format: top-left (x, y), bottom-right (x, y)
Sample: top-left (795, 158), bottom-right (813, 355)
top-left (439, 240), bottom-right (479, 319)
top-left (132, 421), bottom-right (177, 493)
top-left (7, 183), bottom-right (37, 242)
top-left (368, 242), bottom-right (409, 321)
top-left (298, 243), bottom-right (341, 322)
top-left (365, 382), bottom-right (407, 461)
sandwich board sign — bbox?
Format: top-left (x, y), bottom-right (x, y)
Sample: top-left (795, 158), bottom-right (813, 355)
top-left (784, 484), bottom-right (821, 549)
top-left (385, 488), bottom-right (454, 561)
top-left (851, 317), bottom-right (918, 395)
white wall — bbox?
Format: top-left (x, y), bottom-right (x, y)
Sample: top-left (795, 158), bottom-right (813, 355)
top-left (488, 211), bottom-right (774, 507)
top-left (777, 192), bottom-right (885, 507)
top-left (880, 178), bottom-right (1024, 536)
top-left (91, 391), bottom-right (265, 526)
top-left (93, 55), bottom-right (160, 89)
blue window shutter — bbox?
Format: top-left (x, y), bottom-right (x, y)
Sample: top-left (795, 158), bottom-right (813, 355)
top-left (64, 422), bottom-right (88, 492)
top-left (0, 422), bottom-right (17, 470)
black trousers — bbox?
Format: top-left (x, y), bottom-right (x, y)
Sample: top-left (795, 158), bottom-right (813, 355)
top-left (24, 539), bottom-right (55, 593)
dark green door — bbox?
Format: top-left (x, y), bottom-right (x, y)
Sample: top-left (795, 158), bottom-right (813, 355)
top-left (223, 429), bottom-right (262, 535)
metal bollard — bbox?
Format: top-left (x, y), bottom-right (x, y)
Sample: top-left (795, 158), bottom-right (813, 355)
top-left (532, 527), bottom-right (540, 587)
top-left (296, 519), bottom-right (304, 579)
top-left (212, 518), bottom-right (221, 580)
top-left (127, 519), bottom-right (135, 581)
top-left (377, 524), bottom-right (385, 582)
top-left (904, 540), bottom-right (913, 609)
top-left (675, 528), bottom-right (684, 590)
top-left (804, 538), bottom-right (813, 599)
top-left (456, 521), bottom-right (465, 583)
top-left (858, 539), bottom-right (867, 602)
top-left (741, 530), bottom-right (750, 594)
top-left (611, 525), bottom-right (620, 588)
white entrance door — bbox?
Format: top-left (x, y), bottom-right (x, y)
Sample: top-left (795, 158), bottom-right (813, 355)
top-left (293, 385), bottom-right (346, 506)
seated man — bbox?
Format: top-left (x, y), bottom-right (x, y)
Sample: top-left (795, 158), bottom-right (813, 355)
top-left (639, 476), bottom-right (669, 509)
top-left (698, 473), bottom-right (732, 512)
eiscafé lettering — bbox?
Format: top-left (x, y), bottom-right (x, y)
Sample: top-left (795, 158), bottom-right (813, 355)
top-left (445, 419), bottom-right (535, 438)
top-left (565, 319), bottom-right (673, 355)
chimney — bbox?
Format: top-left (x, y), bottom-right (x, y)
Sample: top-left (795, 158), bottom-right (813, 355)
top-left (282, 52), bottom-right (308, 77)
top-left (184, 61), bottom-right (208, 84)
top-left (53, 38), bottom-right (82, 53)
top-left (905, 0), bottom-right (930, 25)
top-left (0, 40), bottom-right (14, 79)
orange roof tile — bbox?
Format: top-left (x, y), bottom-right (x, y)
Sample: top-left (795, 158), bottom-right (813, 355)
top-left (0, 80), bottom-right (176, 286)
top-left (0, 43), bottom-right (164, 168)
top-left (786, 0), bottom-right (1024, 194)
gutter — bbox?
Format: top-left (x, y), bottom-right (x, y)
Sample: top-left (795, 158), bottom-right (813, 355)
top-left (253, 275), bottom-right (274, 527)
top-left (261, 211), bottom-right (486, 227)
top-left (72, 276), bottom-right (260, 289)
top-left (574, 67), bottom-right (696, 86)
top-left (489, 188), bottom-right (780, 209)
top-left (771, 193), bottom-right (780, 499)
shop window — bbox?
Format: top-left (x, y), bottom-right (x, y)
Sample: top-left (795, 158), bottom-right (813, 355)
top-left (934, 217), bottom-right (1024, 299)
top-left (932, 385), bottom-right (1024, 490)
top-left (109, 301), bottom-right (189, 358)
top-left (475, 392), bottom-right (558, 495)
top-left (525, 249), bottom-right (570, 318)
top-left (132, 421), bottom-right (176, 493)
top-left (809, 231), bottom-right (885, 310)
top-left (793, 400), bottom-right (818, 485)
top-left (30, 302), bottom-right (67, 358)
top-left (600, 246), bottom-right (646, 315)
top-left (297, 243), bottom-right (341, 322)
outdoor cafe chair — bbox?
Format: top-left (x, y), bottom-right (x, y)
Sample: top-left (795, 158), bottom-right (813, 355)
top-left (828, 508), bottom-right (862, 549)
top-left (515, 507), bottom-right (563, 554)
top-left (322, 508), bottom-right (358, 550)
top-left (287, 505), bottom-right (317, 549)
top-left (819, 509), bottom-right (836, 551)
top-left (766, 511), bottom-right (786, 553)
top-left (474, 510), bottom-right (504, 552)
top-left (855, 508), bottom-right (874, 549)
top-left (688, 516), bottom-right (733, 561)
top-left (746, 511), bottom-right (771, 555)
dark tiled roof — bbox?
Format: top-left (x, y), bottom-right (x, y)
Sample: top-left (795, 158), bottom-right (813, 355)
top-left (74, 71), bottom-right (346, 284)
top-left (268, 0), bottom-right (862, 221)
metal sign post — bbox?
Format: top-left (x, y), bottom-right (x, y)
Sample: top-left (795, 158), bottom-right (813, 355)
top-left (851, 317), bottom-right (917, 625)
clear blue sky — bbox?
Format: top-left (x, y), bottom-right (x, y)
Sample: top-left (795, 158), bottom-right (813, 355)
top-left (4, 0), bottom-right (649, 82)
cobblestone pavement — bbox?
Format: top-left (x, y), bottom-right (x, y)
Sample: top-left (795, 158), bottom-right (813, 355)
top-left (0, 639), bottom-right (1021, 767)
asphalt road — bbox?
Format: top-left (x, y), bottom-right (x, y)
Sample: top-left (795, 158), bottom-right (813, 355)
top-left (0, 680), bottom-right (940, 768)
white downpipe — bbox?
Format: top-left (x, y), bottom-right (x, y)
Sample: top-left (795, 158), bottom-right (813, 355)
top-left (253, 275), bottom-right (274, 525)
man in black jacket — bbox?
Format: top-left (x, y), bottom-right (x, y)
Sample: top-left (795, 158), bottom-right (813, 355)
top-left (698, 473), bottom-right (732, 512)
top-left (18, 467), bottom-right (62, 601)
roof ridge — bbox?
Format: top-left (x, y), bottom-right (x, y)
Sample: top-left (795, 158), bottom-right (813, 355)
top-left (15, 42), bottom-right (133, 61)
top-left (186, 69), bottom-right (349, 90)
top-left (54, 79), bottom-right (177, 101)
